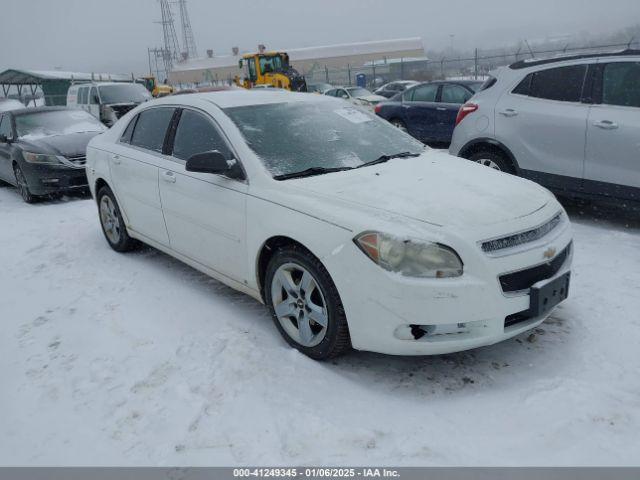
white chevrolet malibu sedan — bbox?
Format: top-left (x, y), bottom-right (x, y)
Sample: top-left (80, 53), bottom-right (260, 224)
top-left (86, 90), bottom-right (573, 360)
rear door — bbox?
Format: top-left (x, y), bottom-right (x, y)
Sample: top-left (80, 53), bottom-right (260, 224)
top-left (494, 63), bottom-right (590, 190)
top-left (109, 107), bottom-right (175, 245)
top-left (584, 60), bottom-right (640, 200)
top-left (438, 84), bottom-right (474, 142)
top-left (157, 107), bottom-right (248, 282)
top-left (402, 83), bottom-right (440, 142)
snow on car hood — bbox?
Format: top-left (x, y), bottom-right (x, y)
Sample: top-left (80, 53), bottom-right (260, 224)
top-left (355, 94), bottom-right (387, 104)
top-left (286, 150), bottom-right (550, 228)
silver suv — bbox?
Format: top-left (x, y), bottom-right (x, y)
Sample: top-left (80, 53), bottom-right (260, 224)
top-left (449, 50), bottom-right (640, 202)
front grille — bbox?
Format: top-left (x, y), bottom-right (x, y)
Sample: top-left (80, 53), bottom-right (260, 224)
top-left (65, 155), bottom-right (86, 166)
top-left (499, 243), bottom-right (571, 293)
top-left (481, 213), bottom-right (562, 253)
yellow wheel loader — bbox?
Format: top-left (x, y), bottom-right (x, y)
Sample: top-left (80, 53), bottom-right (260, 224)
top-left (237, 52), bottom-right (307, 92)
top-left (137, 76), bottom-right (174, 97)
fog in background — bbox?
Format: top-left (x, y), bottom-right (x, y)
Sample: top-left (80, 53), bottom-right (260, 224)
top-left (1, 0), bottom-right (639, 75)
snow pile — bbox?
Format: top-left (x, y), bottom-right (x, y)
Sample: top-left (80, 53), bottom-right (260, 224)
top-left (0, 187), bottom-right (639, 465)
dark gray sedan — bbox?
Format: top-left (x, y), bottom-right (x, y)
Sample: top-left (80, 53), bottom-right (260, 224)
top-left (0, 107), bottom-right (106, 202)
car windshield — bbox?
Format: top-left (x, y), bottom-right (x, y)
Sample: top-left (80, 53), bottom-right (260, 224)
top-left (15, 109), bottom-right (106, 139)
top-left (224, 100), bottom-right (425, 177)
top-left (98, 84), bottom-right (151, 104)
top-left (346, 87), bottom-right (372, 97)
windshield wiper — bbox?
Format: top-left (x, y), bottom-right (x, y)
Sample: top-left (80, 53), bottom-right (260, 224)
top-left (273, 166), bottom-right (353, 181)
top-left (356, 151), bottom-right (421, 169)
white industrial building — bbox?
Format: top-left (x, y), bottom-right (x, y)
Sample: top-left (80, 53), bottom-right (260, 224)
top-left (168, 37), bottom-right (426, 85)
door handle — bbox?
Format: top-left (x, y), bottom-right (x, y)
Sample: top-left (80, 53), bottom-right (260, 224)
top-left (593, 120), bottom-right (619, 130)
top-left (436, 107), bottom-right (447, 111)
top-left (161, 170), bottom-right (176, 183)
top-left (112, 154), bottom-right (121, 165)
top-left (499, 109), bottom-right (518, 117)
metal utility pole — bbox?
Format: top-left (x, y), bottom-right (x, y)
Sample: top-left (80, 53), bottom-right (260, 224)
top-left (177, 0), bottom-right (198, 59)
top-left (156, 0), bottom-right (181, 73)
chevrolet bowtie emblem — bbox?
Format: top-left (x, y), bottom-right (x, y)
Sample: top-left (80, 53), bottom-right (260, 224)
top-left (543, 247), bottom-right (557, 259)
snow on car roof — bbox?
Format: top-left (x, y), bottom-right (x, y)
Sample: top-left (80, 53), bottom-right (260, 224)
top-left (178, 89), bottom-right (332, 109)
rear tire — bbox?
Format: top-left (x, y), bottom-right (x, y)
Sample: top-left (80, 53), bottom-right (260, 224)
top-left (390, 118), bottom-right (408, 134)
top-left (97, 185), bottom-right (139, 252)
top-left (468, 150), bottom-right (514, 173)
top-left (265, 245), bottom-right (351, 360)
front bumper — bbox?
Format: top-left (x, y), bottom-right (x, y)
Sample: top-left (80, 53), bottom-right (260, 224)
top-left (21, 162), bottom-right (88, 195)
top-left (323, 213), bottom-right (573, 356)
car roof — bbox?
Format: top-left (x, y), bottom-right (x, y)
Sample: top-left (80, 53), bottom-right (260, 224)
top-left (160, 89), bottom-right (334, 109)
top-left (509, 48), bottom-right (640, 70)
top-left (9, 106), bottom-right (72, 116)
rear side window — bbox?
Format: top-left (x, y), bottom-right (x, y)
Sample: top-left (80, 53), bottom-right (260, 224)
top-left (441, 85), bottom-right (472, 104)
top-left (409, 84), bottom-right (438, 102)
top-left (479, 76), bottom-right (497, 92)
top-left (130, 108), bottom-right (174, 153)
top-left (172, 109), bottom-right (232, 161)
top-left (515, 65), bottom-right (587, 102)
top-left (601, 62), bottom-right (640, 108)
top-left (120, 115), bottom-right (138, 144)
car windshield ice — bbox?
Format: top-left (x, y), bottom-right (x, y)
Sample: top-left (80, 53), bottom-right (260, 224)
top-left (15, 109), bottom-right (106, 139)
top-left (98, 84), bottom-right (151, 104)
top-left (224, 100), bottom-right (425, 177)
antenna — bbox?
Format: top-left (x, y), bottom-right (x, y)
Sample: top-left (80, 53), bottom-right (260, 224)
top-left (177, 0), bottom-right (198, 59)
top-left (156, 0), bottom-right (181, 73)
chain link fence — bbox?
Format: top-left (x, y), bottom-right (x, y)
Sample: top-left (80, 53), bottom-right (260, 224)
top-left (303, 38), bottom-right (639, 90)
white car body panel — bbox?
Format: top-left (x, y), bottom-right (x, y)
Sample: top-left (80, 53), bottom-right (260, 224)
top-left (86, 90), bottom-right (573, 355)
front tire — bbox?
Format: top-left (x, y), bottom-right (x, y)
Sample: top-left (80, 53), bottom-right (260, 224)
top-left (97, 185), bottom-right (139, 252)
top-left (265, 245), bottom-right (351, 360)
top-left (13, 164), bottom-right (36, 203)
top-left (468, 150), bottom-right (514, 173)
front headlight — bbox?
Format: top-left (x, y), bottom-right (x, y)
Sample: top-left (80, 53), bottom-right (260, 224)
top-left (22, 152), bottom-right (63, 165)
top-left (354, 231), bottom-right (463, 278)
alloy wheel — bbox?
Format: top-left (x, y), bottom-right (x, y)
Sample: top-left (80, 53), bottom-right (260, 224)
top-left (270, 262), bottom-right (329, 347)
top-left (100, 195), bottom-right (122, 244)
top-left (475, 158), bottom-right (502, 170)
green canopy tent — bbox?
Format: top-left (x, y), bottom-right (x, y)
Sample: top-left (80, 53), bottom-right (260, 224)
top-left (0, 69), bottom-right (134, 106)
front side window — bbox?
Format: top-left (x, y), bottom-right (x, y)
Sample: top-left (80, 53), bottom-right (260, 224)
top-left (601, 62), bottom-right (640, 108)
top-left (523, 65), bottom-right (587, 102)
top-left (441, 85), bottom-right (472, 104)
top-left (172, 109), bottom-right (232, 161)
top-left (0, 114), bottom-right (12, 138)
top-left (224, 100), bottom-right (425, 177)
top-left (79, 87), bottom-right (89, 104)
top-left (336, 89), bottom-right (349, 99)
top-left (129, 108), bottom-right (174, 153)
top-left (411, 84), bottom-right (438, 102)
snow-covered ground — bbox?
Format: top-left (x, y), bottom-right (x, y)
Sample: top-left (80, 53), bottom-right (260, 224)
top-left (1, 184), bottom-right (639, 466)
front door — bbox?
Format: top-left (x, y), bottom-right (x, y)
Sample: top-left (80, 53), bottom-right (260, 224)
top-left (0, 114), bottom-right (15, 183)
top-left (157, 108), bottom-right (248, 283)
top-left (585, 60), bottom-right (640, 200)
top-left (109, 107), bottom-right (175, 245)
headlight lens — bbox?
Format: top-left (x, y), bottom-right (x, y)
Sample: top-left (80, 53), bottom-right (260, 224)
top-left (355, 231), bottom-right (463, 278)
top-left (22, 152), bottom-right (63, 165)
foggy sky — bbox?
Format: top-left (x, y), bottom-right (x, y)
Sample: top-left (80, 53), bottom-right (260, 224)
top-left (1, 0), bottom-right (639, 75)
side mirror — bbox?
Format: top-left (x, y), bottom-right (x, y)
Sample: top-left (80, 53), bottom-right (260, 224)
top-left (92, 95), bottom-right (100, 104)
top-left (185, 150), bottom-right (233, 175)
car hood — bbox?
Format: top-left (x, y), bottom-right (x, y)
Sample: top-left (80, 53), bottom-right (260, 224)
top-left (19, 131), bottom-right (102, 157)
top-left (285, 151), bottom-right (550, 229)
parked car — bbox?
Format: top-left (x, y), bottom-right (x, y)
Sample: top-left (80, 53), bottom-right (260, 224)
top-left (0, 98), bottom-right (25, 113)
top-left (324, 86), bottom-right (387, 109)
top-left (67, 82), bottom-right (152, 127)
top-left (374, 80), bottom-right (419, 98)
top-left (86, 90), bottom-right (572, 359)
top-left (375, 80), bottom-right (483, 144)
top-left (307, 82), bottom-right (332, 94)
top-left (450, 50), bottom-right (640, 202)
top-left (0, 107), bottom-right (106, 202)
